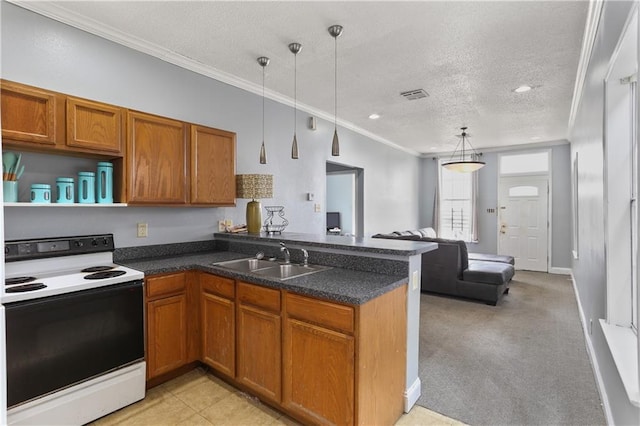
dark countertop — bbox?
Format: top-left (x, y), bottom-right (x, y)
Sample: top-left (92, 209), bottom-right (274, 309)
top-left (118, 250), bottom-right (408, 305)
top-left (214, 232), bottom-right (437, 257)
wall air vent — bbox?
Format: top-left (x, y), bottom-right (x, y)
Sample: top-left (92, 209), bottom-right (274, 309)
top-left (400, 89), bottom-right (429, 100)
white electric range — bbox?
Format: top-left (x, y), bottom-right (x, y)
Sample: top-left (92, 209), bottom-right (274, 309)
top-left (2, 234), bottom-right (146, 425)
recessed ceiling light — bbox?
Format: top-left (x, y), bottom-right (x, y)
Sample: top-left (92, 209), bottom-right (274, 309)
top-left (514, 85), bottom-right (532, 93)
top-left (531, 136), bottom-right (541, 140)
top-left (368, 113), bottom-right (380, 120)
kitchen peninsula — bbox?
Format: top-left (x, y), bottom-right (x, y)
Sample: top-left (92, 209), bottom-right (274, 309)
top-left (117, 232), bottom-right (436, 425)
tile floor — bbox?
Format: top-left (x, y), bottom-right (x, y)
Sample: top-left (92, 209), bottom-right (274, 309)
top-left (91, 367), bottom-right (464, 425)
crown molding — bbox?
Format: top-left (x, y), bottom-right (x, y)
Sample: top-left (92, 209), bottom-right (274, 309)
top-left (420, 139), bottom-right (570, 158)
top-left (568, 0), bottom-right (605, 133)
top-left (8, 0), bottom-right (420, 157)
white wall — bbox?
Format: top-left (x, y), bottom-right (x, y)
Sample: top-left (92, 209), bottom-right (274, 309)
top-left (570, 1), bottom-right (640, 425)
top-left (0, 3), bottom-right (421, 247)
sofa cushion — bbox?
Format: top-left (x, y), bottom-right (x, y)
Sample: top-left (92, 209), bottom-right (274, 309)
top-left (463, 260), bottom-right (515, 286)
top-left (418, 228), bottom-right (437, 238)
top-left (469, 253), bottom-right (515, 265)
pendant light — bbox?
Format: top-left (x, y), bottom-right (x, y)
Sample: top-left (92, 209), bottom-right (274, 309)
top-left (442, 127), bottom-right (485, 173)
top-left (288, 42), bottom-right (302, 159)
top-left (257, 56), bottom-right (270, 164)
top-left (328, 24), bottom-right (343, 156)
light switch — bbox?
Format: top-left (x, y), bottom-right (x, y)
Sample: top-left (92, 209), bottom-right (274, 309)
top-left (314, 203), bottom-right (321, 212)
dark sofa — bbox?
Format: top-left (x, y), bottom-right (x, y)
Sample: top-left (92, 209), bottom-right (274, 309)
top-left (372, 229), bottom-right (515, 305)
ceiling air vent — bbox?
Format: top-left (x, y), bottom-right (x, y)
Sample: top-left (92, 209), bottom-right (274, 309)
top-left (400, 89), bottom-right (429, 100)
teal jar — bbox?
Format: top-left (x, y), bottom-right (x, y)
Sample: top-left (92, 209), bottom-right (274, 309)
top-left (56, 177), bottom-right (74, 203)
top-left (31, 184), bottom-right (51, 203)
top-left (97, 162), bottom-right (113, 204)
top-left (78, 171), bottom-right (95, 204)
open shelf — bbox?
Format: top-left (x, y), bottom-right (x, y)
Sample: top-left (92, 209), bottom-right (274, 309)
top-left (3, 202), bottom-right (127, 207)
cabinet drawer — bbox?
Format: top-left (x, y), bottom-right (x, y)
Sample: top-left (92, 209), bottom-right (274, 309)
top-left (238, 281), bottom-right (281, 313)
top-left (285, 293), bottom-right (354, 334)
top-left (201, 273), bottom-right (235, 299)
top-left (146, 273), bottom-right (186, 299)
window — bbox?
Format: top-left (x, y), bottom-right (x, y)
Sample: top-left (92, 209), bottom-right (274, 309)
top-left (499, 151), bottom-right (549, 175)
top-left (600, 6), bottom-right (639, 406)
top-left (437, 160), bottom-right (477, 242)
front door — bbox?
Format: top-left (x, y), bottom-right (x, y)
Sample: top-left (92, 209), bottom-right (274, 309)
top-left (498, 176), bottom-right (549, 272)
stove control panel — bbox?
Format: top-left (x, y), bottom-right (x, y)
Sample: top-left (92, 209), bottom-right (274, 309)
top-left (5, 234), bottom-right (115, 262)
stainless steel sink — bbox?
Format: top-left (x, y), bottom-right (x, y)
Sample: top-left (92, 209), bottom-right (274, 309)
top-left (213, 257), bottom-right (330, 280)
top-left (252, 263), bottom-right (331, 280)
top-left (213, 258), bottom-right (277, 272)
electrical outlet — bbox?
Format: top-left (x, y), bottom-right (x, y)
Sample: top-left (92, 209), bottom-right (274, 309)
top-left (137, 223), bottom-right (148, 238)
top-left (224, 219), bottom-right (233, 227)
top-left (412, 271), bottom-right (419, 290)
top-left (218, 221), bottom-right (226, 232)
top-left (314, 203), bottom-right (321, 212)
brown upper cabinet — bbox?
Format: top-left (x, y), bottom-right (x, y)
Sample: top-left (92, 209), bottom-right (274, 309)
top-left (190, 125), bottom-right (236, 206)
top-left (1, 80), bottom-right (124, 156)
top-left (66, 96), bottom-right (124, 155)
top-left (1, 80), bottom-right (62, 147)
top-left (2, 80), bottom-right (237, 207)
top-left (127, 111), bottom-right (188, 205)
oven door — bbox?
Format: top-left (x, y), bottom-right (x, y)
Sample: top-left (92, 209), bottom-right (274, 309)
top-left (5, 280), bottom-right (144, 408)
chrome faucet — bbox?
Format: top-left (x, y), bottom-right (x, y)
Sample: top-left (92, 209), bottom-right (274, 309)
top-left (301, 249), bottom-right (309, 266)
top-left (280, 242), bottom-right (290, 264)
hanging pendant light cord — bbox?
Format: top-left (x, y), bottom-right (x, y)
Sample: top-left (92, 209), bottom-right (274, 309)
top-left (294, 52), bottom-right (297, 134)
top-left (334, 35), bottom-right (338, 131)
top-left (262, 66), bottom-right (265, 143)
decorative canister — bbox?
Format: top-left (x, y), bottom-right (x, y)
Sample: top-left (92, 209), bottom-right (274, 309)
top-left (78, 171), bottom-right (96, 204)
top-left (56, 177), bottom-right (75, 203)
top-left (31, 184), bottom-right (51, 203)
top-left (97, 161), bottom-right (113, 204)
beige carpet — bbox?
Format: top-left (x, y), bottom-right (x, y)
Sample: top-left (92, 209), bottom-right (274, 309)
top-left (416, 271), bottom-right (605, 426)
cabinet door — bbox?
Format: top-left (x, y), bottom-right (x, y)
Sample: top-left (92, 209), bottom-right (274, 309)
top-left (127, 111), bottom-right (188, 204)
top-left (237, 304), bottom-right (281, 402)
top-left (1, 80), bottom-right (59, 146)
top-left (146, 294), bottom-right (188, 379)
top-left (201, 291), bottom-right (235, 378)
top-left (66, 96), bottom-right (124, 155)
top-left (283, 318), bottom-right (355, 425)
top-left (190, 125), bottom-right (236, 205)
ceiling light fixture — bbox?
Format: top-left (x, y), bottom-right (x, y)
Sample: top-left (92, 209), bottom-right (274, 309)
top-left (442, 127), bottom-right (485, 173)
top-left (514, 85), bottom-right (532, 93)
top-left (328, 24), bottom-right (343, 157)
top-left (257, 56), bottom-right (270, 164)
top-left (368, 113), bottom-right (380, 120)
top-left (288, 42), bottom-right (302, 159)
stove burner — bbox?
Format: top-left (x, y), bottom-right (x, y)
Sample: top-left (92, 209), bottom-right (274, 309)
top-left (81, 266), bottom-right (115, 273)
top-left (6, 276), bottom-right (37, 286)
top-left (6, 283), bottom-right (47, 293)
top-left (84, 270), bottom-right (127, 280)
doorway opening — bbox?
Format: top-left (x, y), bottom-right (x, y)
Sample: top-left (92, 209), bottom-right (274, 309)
top-left (326, 162), bottom-right (364, 237)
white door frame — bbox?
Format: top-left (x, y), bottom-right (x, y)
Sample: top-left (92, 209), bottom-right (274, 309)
top-left (498, 175), bottom-right (550, 271)
top-left (497, 149), bottom-right (552, 272)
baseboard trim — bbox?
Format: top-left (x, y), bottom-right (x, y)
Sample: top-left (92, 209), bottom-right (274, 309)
top-left (549, 267), bottom-right (572, 275)
top-left (404, 377), bottom-right (421, 413)
top-left (570, 272), bottom-right (614, 426)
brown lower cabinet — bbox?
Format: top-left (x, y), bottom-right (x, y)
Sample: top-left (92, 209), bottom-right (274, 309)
top-left (200, 273), bottom-right (235, 378)
top-left (147, 271), bottom-right (407, 425)
top-left (145, 271), bottom-right (200, 380)
top-left (236, 281), bottom-right (282, 403)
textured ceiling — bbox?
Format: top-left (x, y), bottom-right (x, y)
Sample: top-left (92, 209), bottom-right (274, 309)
top-left (14, 1), bottom-right (589, 154)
